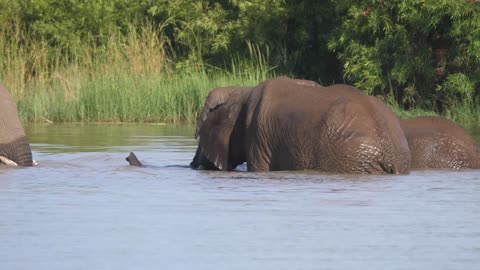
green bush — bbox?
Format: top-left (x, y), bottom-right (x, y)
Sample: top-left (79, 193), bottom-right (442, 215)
top-left (1, 0), bottom-right (479, 124)
top-left (328, 0), bottom-right (480, 110)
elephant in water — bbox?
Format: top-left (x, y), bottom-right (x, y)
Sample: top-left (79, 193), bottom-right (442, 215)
top-left (126, 152), bottom-right (143, 166)
top-left (190, 76), bottom-right (411, 174)
top-left (0, 84), bottom-right (34, 166)
top-left (400, 116), bottom-right (480, 170)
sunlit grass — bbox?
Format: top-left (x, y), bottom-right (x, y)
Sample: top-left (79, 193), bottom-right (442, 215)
top-left (1, 22), bottom-right (478, 125)
top-left (380, 94), bottom-right (480, 127)
top-left (445, 97), bottom-right (480, 127)
top-left (14, 70), bottom-right (270, 123)
top-left (1, 23), bottom-right (271, 123)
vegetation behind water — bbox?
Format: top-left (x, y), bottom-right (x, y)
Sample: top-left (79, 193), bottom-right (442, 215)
top-left (1, 1), bottom-right (479, 125)
top-left (1, 22), bottom-right (272, 123)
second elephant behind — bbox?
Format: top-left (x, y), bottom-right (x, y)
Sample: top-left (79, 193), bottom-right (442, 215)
top-left (191, 76), bottom-right (411, 174)
top-left (400, 116), bottom-right (480, 170)
top-left (0, 83), bottom-right (34, 166)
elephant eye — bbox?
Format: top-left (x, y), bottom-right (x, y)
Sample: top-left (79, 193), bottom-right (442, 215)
top-left (209, 103), bottom-right (222, 112)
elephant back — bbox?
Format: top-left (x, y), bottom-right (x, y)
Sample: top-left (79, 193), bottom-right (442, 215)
top-left (316, 84), bottom-right (411, 174)
top-left (245, 79), bottom-right (411, 174)
top-left (400, 116), bottom-right (480, 169)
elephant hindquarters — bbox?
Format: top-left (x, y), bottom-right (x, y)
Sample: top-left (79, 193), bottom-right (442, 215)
top-left (332, 136), bottom-right (410, 174)
top-left (377, 139), bottom-right (411, 174)
top-left (0, 136), bottom-right (33, 166)
top-left (319, 99), bottom-right (411, 174)
top-left (366, 97), bottom-right (411, 174)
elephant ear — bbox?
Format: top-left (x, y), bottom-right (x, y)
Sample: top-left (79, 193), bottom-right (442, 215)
top-left (196, 88), bottom-right (247, 171)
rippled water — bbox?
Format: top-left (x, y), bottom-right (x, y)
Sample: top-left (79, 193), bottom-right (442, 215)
top-left (1, 124), bottom-right (479, 270)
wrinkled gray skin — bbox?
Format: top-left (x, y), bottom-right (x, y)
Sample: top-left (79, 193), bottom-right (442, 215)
top-left (0, 83), bottom-right (34, 166)
top-left (190, 76), bottom-right (411, 174)
top-left (400, 116), bottom-right (480, 170)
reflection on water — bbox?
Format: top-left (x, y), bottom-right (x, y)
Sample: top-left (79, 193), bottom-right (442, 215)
top-left (25, 123), bottom-right (197, 153)
top-left (0, 124), bottom-right (479, 270)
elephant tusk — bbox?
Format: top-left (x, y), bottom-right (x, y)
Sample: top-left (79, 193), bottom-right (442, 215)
top-left (0, 156), bottom-right (18, 166)
top-left (33, 160), bottom-right (38, 166)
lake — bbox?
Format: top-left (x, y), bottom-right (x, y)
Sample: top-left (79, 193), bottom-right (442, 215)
top-left (1, 124), bottom-right (479, 270)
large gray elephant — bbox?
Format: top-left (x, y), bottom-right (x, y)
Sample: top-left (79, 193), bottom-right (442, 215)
top-left (190, 76), bottom-right (411, 174)
top-left (0, 83), bottom-right (34, 166)
top-left (400, 116), bottom-right (480, 169)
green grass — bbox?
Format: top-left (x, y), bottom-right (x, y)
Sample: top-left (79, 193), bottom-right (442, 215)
top-left (386, 98), bottom-right (438, 119)
top-left (1, 23), bottom-right (478, 125)
top-left (15, 71), bottom-right (268, 123)
top-left (445, 98), bottom-right (480, 127)
top-left (1, 23), bottom-right (272, 123)
top-left (381, 95), bottom-right (480, 127)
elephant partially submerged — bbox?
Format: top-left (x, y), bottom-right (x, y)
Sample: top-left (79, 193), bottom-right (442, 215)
top-left (0, 83), bottom-right (34, 166)
top-left (400, 116), bottom-right (480, 170)
top-left (190, 76), bottom-right (411, 174)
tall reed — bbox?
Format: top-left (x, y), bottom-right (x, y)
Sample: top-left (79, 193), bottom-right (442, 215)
top-left (1, 23), bottom-right (272, 123)
top-left (1, 22), bottom-right (478, 125)
top-left (446, 97), bottom-right (480, 127)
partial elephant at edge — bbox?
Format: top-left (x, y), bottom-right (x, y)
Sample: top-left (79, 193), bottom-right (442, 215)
top-left (0, 83), bottom-right (34, 167)
top-left (400, 116), bottom-right (480, 170)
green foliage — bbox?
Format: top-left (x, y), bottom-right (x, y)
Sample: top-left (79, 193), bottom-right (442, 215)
top-left (0, 0), bottom-right (338, 78)
top-left (1, 0), bottom-right (480, 124)
top-left (329, 0), bottom-right (480, 109)
top-left (16, 0), bottom-right (137, 47)
top-left (0, 17), bottom-right (272, 123)
top-left (440, 73), bottom-right (475, 101)
top-left (14, 68), bottom-right (269, 123)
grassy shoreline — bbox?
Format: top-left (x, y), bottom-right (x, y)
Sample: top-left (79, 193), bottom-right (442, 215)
top-left (12, 72), bottom-right (479, 127)
top-left (13, 71), bottom-right (269, 123)
top-left (6, 66), bottom-right (480, 126)
top-left (1, 25), bottom-right (478, 126)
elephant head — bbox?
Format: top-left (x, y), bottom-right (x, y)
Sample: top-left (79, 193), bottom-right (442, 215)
top-left (190, 86), bottom-right (253, 170)
top-left (190, 77), bottom-right (321, 171)
top-left (0, 84), bottom-right (34, 166)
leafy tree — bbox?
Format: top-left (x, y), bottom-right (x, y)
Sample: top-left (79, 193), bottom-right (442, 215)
top-left (328, 0), bottom-right (480, 110)
top-left (282, 0), bottom-right (340, 83)
top-left (2, 0), bottom-right (479, 113)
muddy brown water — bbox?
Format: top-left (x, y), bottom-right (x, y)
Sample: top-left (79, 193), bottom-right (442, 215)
top-left (1, 124), bottom-right (479, 270)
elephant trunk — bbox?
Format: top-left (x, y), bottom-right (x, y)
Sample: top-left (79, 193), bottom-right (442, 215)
top-left (0, 136), bottom-right (33, 166)
top-left (126, 152), bottom-right (143, 166)
top-left (190, 147), bottom-right (217, 170)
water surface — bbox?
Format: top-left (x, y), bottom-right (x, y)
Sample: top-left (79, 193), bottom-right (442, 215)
top-left (1, 124), bottom-right (479, 270)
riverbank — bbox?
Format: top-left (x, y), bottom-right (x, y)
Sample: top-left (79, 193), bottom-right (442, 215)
top-left (6, 70), bottom-right (480, 126)
top-left (12, 71), bottom-right (268, 123)
top-left (1, 23), bottom-right (273, 123)
top-left (7, 69), bottom-right (478, 126)
top-left (2, 25), bottom-right (478, 126)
